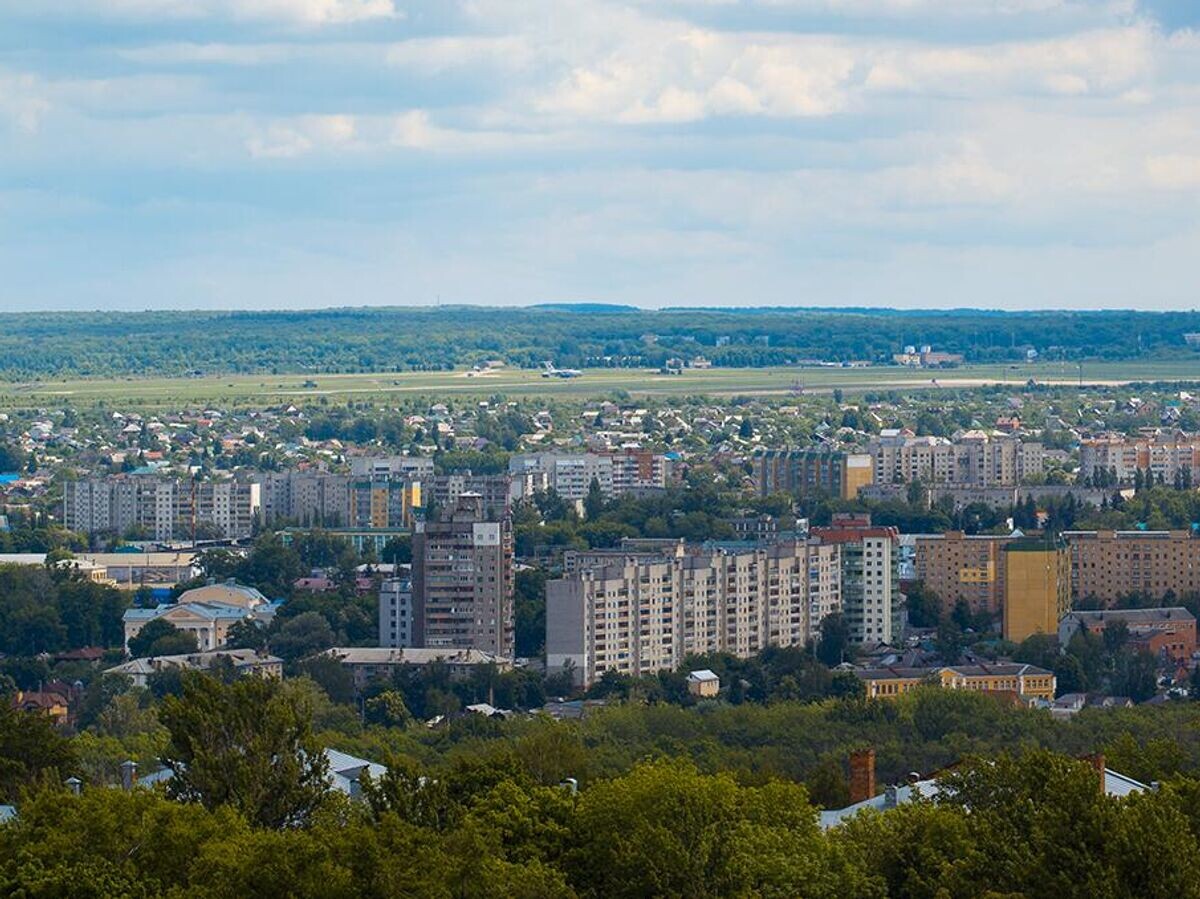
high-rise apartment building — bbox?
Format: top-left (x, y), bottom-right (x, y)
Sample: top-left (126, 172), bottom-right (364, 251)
top-left (811, 515), bottom-right (902, 644)
top-left (348, 478), bottom-right (421, 529)
top-left (258, 470), bottom-right (349, 526)
top-left (753, 449), bottom-right (873, 500)
top-left (508, 450), bottom-right (670, 501)
top-left (378, 576), bottom-right (415, 648)
top-left (412, 494), bottom-right (513, 657)
top-left (1064, 529), bottom-right (1200, 604)
top-left (1003, 536), bottom-right (1071, 642)
top-left (64, 478), bottom-right (260, 542)
top-left (913, 532), bottom-right (1016, 616)
top-left (869, 429), bottom-right (1042, 487)
top-left (546, 540), bottom-right (841, 686)
top-left (1079, 432), bottom-right (1200, 485)
top-left (349, 456), bottom-right (435, 480)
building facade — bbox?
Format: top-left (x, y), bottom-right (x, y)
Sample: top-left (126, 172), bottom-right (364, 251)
top-left (753, 449), bottom-right (873, 500)
top-left (378, 576), bottom-right (415, 648)
top-left (1065, 529), bottom-right (1200, 604)
top-left (412, 494), bottom-right (514, 657)
top-left (1003, 537), bottom-right (1071, 642)
top-left (508, 450), bottom-right (670, 501)
top-left (546, 540), bottom-right (841, 687)
top-left (855, 663), bottom-right (1056, 703)
top-left (914, 532), bottom-right (1015, 616)
top-left (811, 515), bottom-right (902, 645)
top-left (869, 429), bottom-right (1043, 488)
top-left (64, 477), bottom-right (260, 542)
top-left (1079, 433), bottom-right (1200, 486)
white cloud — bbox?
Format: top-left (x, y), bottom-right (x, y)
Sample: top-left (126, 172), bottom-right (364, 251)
top-left (1147, 154), bottom-right (1200, 188)
top-left (247, 114), bottom-right (356, 157)
top-left (46, 0), bottom-right (398, 25)
top-left (0, 74), bottom-right (52, 134)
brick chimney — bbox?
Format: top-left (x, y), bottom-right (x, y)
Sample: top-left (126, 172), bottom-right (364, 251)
top-left (1088, 753), bottom-right (1106, 794)
top-left (849, 749), bottom-right (876, 804)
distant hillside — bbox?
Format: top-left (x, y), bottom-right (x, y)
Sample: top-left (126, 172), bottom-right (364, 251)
top-left (0, 306), bottom-right (1196, 379)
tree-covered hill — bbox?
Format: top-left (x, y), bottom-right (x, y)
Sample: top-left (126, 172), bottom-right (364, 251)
top-left (0, 306), bottom-right (1197, 378)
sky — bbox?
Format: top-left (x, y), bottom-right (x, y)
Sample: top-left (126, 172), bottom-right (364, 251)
top-left (2, 1), bottom-right (1200, 312)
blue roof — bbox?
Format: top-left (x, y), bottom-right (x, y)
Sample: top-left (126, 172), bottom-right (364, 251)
top-left (0, 473), bottom-right (19, 484)
top-left (0, 805), bottom-right (16, 824)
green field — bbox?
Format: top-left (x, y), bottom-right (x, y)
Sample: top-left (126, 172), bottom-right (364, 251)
top-left (2, 360), bottom-right (1198, 409)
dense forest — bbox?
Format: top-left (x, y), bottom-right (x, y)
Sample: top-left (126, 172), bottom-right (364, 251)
top-left (1, 306), bottom-right (1198, 378)
top-left (5, 673), bottom-right (1200, 897)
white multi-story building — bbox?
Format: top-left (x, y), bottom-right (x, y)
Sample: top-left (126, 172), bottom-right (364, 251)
top-left (546, 540), bottom-right (841, 686)
top-left (811, 516), bottom-right (902, 646)
top-left (63, 478), bottom-right (260, 542)
top-left (349, 456), bottom-right (435, 480)
top-left (378, 576), bottom-right (415, 648)
top-left (509, 450), bottom-right (669, 501)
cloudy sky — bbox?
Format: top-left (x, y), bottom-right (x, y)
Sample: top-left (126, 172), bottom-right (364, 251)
top-left (2, 1), bottom-right (1199, 311)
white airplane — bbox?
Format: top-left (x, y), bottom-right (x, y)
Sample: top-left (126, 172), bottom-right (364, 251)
top-left (541, 361), bottom-right (583, 378)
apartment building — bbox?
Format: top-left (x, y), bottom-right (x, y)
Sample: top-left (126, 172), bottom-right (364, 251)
top-left (811, 515), bottom-right (902, 644)
top-left (1003, 536), bottom-right (1071, 642)
top-left (869, 429), bottom-right (1043, 487)
top-left (509, 450), bottom-right (669, 501)
top-left (753, 449), bottom-right (873, 500)
top-left (428, 473), bottom-right (517, 519)
top-left (349, 456), bottom-right (435, 480)
top-left (412, 494), bottom-right (514, 657)
top-left (378, 576), bottom-right (415, 648)
top-left (258, 470), bottom-right (349, 526)
top-left (1065, 529), bottom-right (1200, 604)
top-left (64, 477), bottom-right (260, 542)
top-left (1079, 432), bottom-right (1200, 485)
top-left (546, 539), bottom-right (841, 686)
top-left (348, 478), bottom-right (421, 529)
top-left (913, 531), bottom-right (1016, 615)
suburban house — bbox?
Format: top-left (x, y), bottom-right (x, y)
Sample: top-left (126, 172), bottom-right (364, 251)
top-left (686, 669), bottom-right (720, 698)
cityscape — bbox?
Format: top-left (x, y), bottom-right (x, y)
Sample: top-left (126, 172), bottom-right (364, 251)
top-left (5, 0), bottom-right (1200, 894)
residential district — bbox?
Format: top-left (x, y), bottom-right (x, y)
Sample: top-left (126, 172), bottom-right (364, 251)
top-left (4, 380), bottom-right (1200, 893)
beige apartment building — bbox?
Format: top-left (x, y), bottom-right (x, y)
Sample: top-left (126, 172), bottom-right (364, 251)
top-left (1079, 432), bottom-right (1200, 485)
top-left (869, 430), bottom-right (1042, 488)
top-left (546, 540), bottom-right (841, 686)
top-left (914, 532), bottom-right (1016, 615)
top-left (1065, 530), bottom-right (1200, 604)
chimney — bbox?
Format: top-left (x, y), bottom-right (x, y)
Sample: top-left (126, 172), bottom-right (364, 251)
top-left (120, 760), bottom-right (138, 791)
top-left (1088, 753), bottom-right (1106, 794)
top-left (849, 749), bottom-right (876, 804)
top-left (884, 784), bottom-right (899, 809)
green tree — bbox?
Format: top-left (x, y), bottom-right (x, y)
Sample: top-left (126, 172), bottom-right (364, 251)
top-left (127, 619), bottom-right (198, 659)
top-left (816, 613), bottom-right (851, 666)
top-left (271, 612), bottom-right (336, 662)
top-left (0, 705), bottom-right (78, 801)
top-left (158, 672), bottom-right (330, 828)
